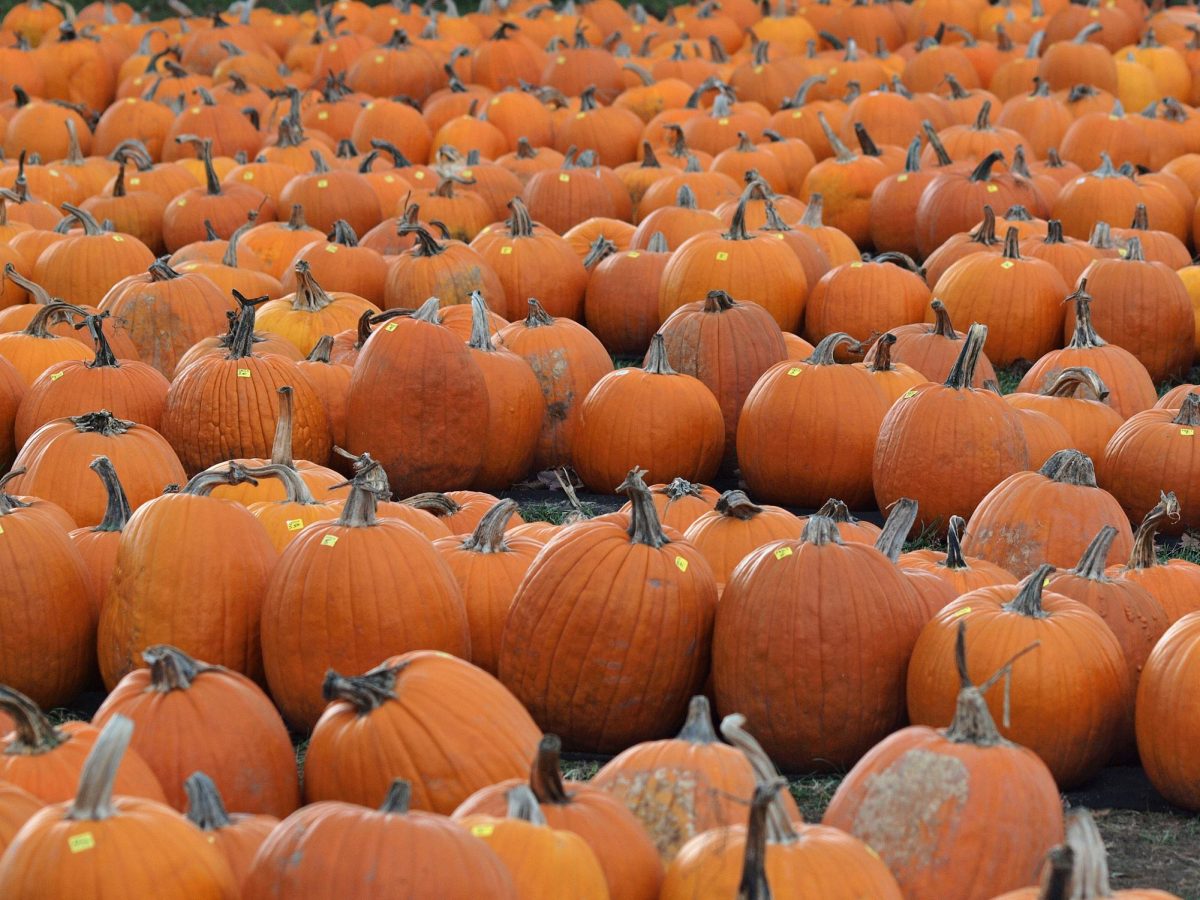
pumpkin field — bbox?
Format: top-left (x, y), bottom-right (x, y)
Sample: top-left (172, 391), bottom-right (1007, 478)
top-left (7, 0), bottom-right (1200, 895)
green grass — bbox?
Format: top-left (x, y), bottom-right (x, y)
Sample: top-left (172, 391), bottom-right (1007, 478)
top-left (520, 498), bottom-right (598, 524)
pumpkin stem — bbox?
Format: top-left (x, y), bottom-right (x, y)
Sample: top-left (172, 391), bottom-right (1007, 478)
top-left (1063, 809), bottom-right (1118, 896)
top-left (336, 457), bottom-right (389, 527)
top-left (1070, 525), bottom-right (1118, 582)
top-left (1040, 448), bottom-right (1098, 486)
top-left (806, 331), bottom-right (860, 365)
top-left (400, 222), bottom-right (444, 257)
top-left (1125, 492), bottom-right (1180, 570)
top-left (943, 323), bottom-right (987, 390)
top-left (89, 456), bottom-right (131, 533)
top-left (617, 466), bottom-right (670, 548)
top-left (921, 120), bottom-right (954, 167)
top-left (943, 516), bottom-right (968, 570)
top-left (720, 714), bottom-right (797, 842)
top-left (505, 784), bottom-right (548, 826)
top-left (402, 491), bottom-right (461, 516)
top-left (179, 462), bottom-right (258, 497)
top-left (1001, 225), bottom-right (1021, 260)
top-left (62, 202), bottom-right (104, 235)
top-left (873, 251), bottom-right (923, 276)
top-left (658, 478), bottom-right (705, 502)
top-left (459, 498), bottom-right (518, 553)
top-left (241, 462), bottom-right (320, 505)
top-left (523, 297), bottom-right (555, 327)
top-left (467, 291), bottom-right (498, 352)
top-left (1173, 393), bottom-right (1200, 427)
top-left (927, 299), bottom-right (958, 339)
top-left (380, 779), bottom-right (412, 815)
top-left (701, 290), bottom-right (739, 313)
top-left (798, 193), bottom-right (826, 228)
top-left (647, 232), bottom-right (670, 253)
top-left (968, 150), bottom-right (1004, 183)
top-left (75, 312), bottom-right (120, 369)
top-left (321, 660), bottom-right (403, 713)
top-left (816, 111), bottom-right (856, 163)
top-left (853, 122), bottom-right (880, 157)
top-left (583, 235), bottom-right (617, 270)
top-left (1064, 280), bottom-right (1107, 350)
top-left (1003, 564), bottom-right (1056, 618)
top-left (529, 734), bottom-right (571, 804)
top-left (1088, 221), bottom-right (1117, 252)
top-left (642, 332), bottom-right (677, 375)
top-left (290, 260), bottom-right (334, 312)
top-left (328, 219), bottom-right (359, 248)
top-left (1124, 235), bottom-right (1145, 263)
top-left (737, 778), bottom-right (786, 900)
top-left (505, 197), bottom-right (536, 238)
top-left (875, 498), bottom-right (918, 563)
top-left (225, 290), bottom-right (269, 360)
top-left (143, 644), bottom-right (211, 692)
top-left (23, 301), bottom-right (86, 338)
top-left (676, 695), bottom-right (720, 744)
top-left (1042, 366), bottom-right (1108, 402)
top-left (869, 333), bottom-right (897, 372)
top-left (945, 621), bottom-right (1038, 744)
top-left (715, 490), bottom-right (763, 520)
top-left (1072, 21), bottom-right (1103, 43)
top-left (69, 411), bottom-right (133, 437)
top-left (66, 715), bottom-right (133, 822)
top-left (0, 686), bottom-right (66, 755)
top-left (184, 772), bottom-right (233, 831)
top-left (800, 514), bottom-right (842, 546)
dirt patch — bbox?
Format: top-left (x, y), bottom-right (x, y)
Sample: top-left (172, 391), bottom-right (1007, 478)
top-left (1092, 809), bottom-right (1200, 897)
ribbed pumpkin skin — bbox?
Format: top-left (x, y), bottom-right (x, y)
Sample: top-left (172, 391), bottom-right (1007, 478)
top-left (344, 308), bottom-right (488, 496)
top-left (92, 654), bottom-right (300, 818)
top-left (496, 303), bottom-right (613, 471)
top-left (98, 268), bottom-right (234, 378)
top-left (684, 500), bottom-right (801, 589)
top-left (907, 584), bottom-right (1130, 789)
top-left (1137, 613), bottom-right (1200, 811)
top-left (498, 520), bottom-right (718, 753)
top-left (0, 504), bottom-right (95, 708)
top-left (304, 653), bottom-right (540, 814)
top-left (661, 821), bottom-right (904, 900)
top-left (1101, 404), bottom-right (1200, 530)
top-left (0, 783), bottom-right (41, 854)
top-left (711, 531), bottom-right (927, 772)
top-left (10, 418), bottom-right (185, 526)
top-left (659, 292), bottom-right (787, 467)
top-left (161, 353), bottom-right (330, 475)
top-left (822, 725), bottom-right (1064, 900)
top-left (260, 518), bottom-right (471, 732)
top-left (0, 355), bottom-right (25, 470)
top-left (740, 355), bottom-right (891, 509)
top-left (97, 492), bottom-right (279, 689)
top-left (200, 814), bottom-right (277, 892)
top-left (573, 351), bottom-right (725, 493)
top-left (242, 798), bottom-right (518, 900)
top-left (803, 258), bottom-right (931, 347)
top-left (470, 344), bottom-right (546, 492)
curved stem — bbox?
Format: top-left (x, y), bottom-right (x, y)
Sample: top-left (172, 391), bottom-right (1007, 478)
top-left (720, 714), bottom-right (795, 843)
top-left (180, 463), bottom-right (258, 497)
top-left (66, 716), bottom-right (133, 822)
top-left (89, 456), bottom-right (131, 533)
top-left (715, 490), bottom-right (763, 520)
top-left (184, 772), bottom-right (232, 831)
top-left (143, 644), bottom-right (211, 692)
top-left (321, 660), bottom-right (404, 713)
top-left (1003, 564), bottom-right (1055, 618)
top-left (0, 686), bottom-right (65, 754)
top-left (1071, 525), bottom-right (1117, 581)
top-left (943, 323), bottom-right (987, 390)
top-left (459, 498), bottom-right (518, 553)
top-left (806, 332), bottom-right (859, 366)
top-left (617, 467), bottom-right (670, 548)
top-left (875, 498), bottom-right (917, 562)
top-left (529, 734), bottom-right (571, 804)
top-left (290, 261), bottom-right (333, 312)
top-left (1126, 492), bottom-right (1180, 570)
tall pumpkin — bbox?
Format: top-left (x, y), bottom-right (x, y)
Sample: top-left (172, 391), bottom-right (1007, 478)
top-left (260, 458), bottom-right (470, 730)
top-left (658, 290), bottom-right (787, 467)
top-left (738, 332), bottom-right (888, 510)
top-left (92, 644), bottom-right (299, 818)
top-left (874, 323), bottom-right (1030, 530)
top-left (499, 468), bottom-right (717, 753)
top-left (573, 335), bottom-right (724, 493)
top-left (345, 297), bottom-right (488, 496)
top-left (0, 717), bottom-right (238, 900)
top-left (305, 651), bottom-right (540, 814)
top-left (906, 565), bottom-right (1131, 788)
top-left (824, 622), bottom-right (1064, 900)
top-left (712, 514), bottom-right (927, 772)
top-left (97, 464), bottom-right (279, 688)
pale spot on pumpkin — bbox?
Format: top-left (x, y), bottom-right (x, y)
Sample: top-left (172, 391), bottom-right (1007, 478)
top-left (850, 748), bottom-right (968, 870)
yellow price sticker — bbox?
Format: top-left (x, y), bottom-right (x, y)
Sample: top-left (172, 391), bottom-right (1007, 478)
top-left (286, 519), bottom-right (305, 531)
top-left (385, 322), bottom-right (399, 332)
top-left (242, 171), bottom-right (255, 181)
top-left (786, 367), bottom-right (802, 376)
top-left (500, 246), bottom-right (513, 255)
top-left (325, 245), bottom-right (339, 253)
top-left (413, 171), bottom-right (425, 179)
top-left (68, 833), bottom-right (95, 853)
top-left (627, 251), bottom-right (640, 258)
top-left (901, 388), bottom-right (919, 399)
top-left (718, 117), bottom-right (729, 125)
top-left (850, 261), bottom-right (863, 268)
top-left (317, 179), bottom-right (328, 189)
top-left (1000, 260), bottom-right (1014, 269)
top-left (471, 824), bottom-right (495, 837)
top-left (559, 173), bottom-right (571, 182)
top-left (774, 546), bottom-right (793, 560)
top-left (112, 235), bottom-right (124, 242)
top-left (674, 556), bottom-right (688, 572)
top-left (1182, 428), bottom-right (1195, 436)
top-left (754, 65), bottom-right (763, 74)
top-left (715, 251), bottom-right (729, 261)
top-left (321, 535), bottom-right (339, 547)
top-left (556, 55), bottom-right (566, 64)
top-left (317, 110), bottom-right (329, 120)
top-left (461, 169), bottom-right (473, 179)
top-left (236, 368), bottom-right (252, 378)
top-left (950, 606), bottom-right (972, 619)
top-left (374, 54), bottom-right (384, 63)
top-left (49, 371), bottom-right (63, 381)
top-left (896, 174), bottom-right (908, 182)
top-left (575, 112), bottom-right (586, 119)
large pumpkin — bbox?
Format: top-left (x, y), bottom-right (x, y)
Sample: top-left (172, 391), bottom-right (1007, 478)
top-left (499, 468), bottom-right (717, 753)
top-left (683, 491), bottom-right (801, 591)
top-left (1137, 612), bottom-right (1200, 813)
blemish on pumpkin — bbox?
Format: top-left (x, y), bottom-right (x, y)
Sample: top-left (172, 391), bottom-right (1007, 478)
top-left (850, 748), bottom-right (968, 869)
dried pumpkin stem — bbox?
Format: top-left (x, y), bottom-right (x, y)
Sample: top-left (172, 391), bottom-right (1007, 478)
top-left (676, 695), bottom-right (719, 744)
top-left (322, 662), bottom-right (403, 713)
top-left (143, 644), bottom-right (211, 691)
top-left (715, 490), bottom-right (763, 520)
top-left (529, 734), bottom-right (571, 804)
top-left (1126, 492), bottom-right (1180, 570)
top-left (944, 323), bottom-right (988, 390)
top-left (505, 784), bottom-right (548, 826)
top-left (617, 467), bottom-right (670, 548)
top-left (0, 686), bottom-right (65, 754)
top-left (67, 716), bottom-right (134, 822)
top-left (1071, 525), bottom-right (1117, 581)
top-left (1003, 564), bottom-right (1056, 618)
top-left (184, 772), bottom-right (232, 831)
top-left (89, 456), bottom-right (131, 533)
top-left (875, 498), bottom-right (917, 562)
top-left (460, 499), bottom-right (518, 553)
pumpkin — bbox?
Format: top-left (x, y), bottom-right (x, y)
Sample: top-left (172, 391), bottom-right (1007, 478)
top-left (1136, 612), bottom-right (1200, 814)
top-left (661, 715), bottom-right (903, 900)
top-left (907, 565), bottom-right (1131, 788)
top-left (826, 620), bottom-right (1063, 898)
top-left (868, 299), bottom-right (998, 388)
top-left (922, 203), bottom-right (1002, 288)
top-left (1100, 392), bottom-right (1200, 530)
top-left (279, 149), bottom-right (381, 236)
top-left (97, 464), bottom-right (279, 688)
top-left (244, 779), bottom-right (517, 899)
top-left (260, 457), bottom-right (470, 731)
top-left (255, 260), bottom-right (379, 356)
top-left (0, 716), bottom-right (237, 899)
top-left (1006, 368), bottom-right (1126, 465)
top-left (631, 184), bottom-right (723, 250)
top-left (345, 297), bottom-right (487, 496)
top-left (1019, 219), bottom-right (1102, 287)
top-left (282, 220), bottom-right (389, 303)
top-left (964, 449), bottom-right (1132, 578)
top-left (574, 335), bottom-right (724, 492)
top-left (858, 333), bottom-right (927, 404)
top-left (10, 411), bottom-right (185, 526)
top-left (69, 456), bottom-right (131, 612)
top-left (305, 650), bottom-right (540, 814)
top-left (434, 499), bottom-right (543, 675)
top-left (33, 203), bottom-right (155, 310)
top-left (1108, 493), bottom-right (1200, 624)
top-left (804, 252), bottom-right (930, 349)
top-left (161, 294), bottom-right (330, 473)
top-left (740, 332), bottom-right (890, 509)
top-left (456, 784), bottom-right (609, 900)
top-left (235, 205), bottom-right (323, 281)
top-left (901, 515), bottom-right (1018, 596)
top-left (0, 781), bottom-right (41, 856)
top-left (183, 773), bottom-right (278, 892)
top-left (453, 734), bottom-right (665, 900)
top-left (682, 491), bottom-right (800, 592)
top-left (1021, 282), bottom-right (1157, 420)
top-left (712, 512), bottom-right (926, 771)
top-left (0, 689), bottom-right (165, 805)
top-left (874, 324), bottom-right (1030, 531)
top-left (500, 467), bottom-right (716, 751)
top-left (161, 137), bottom-right (275, 252)
top-left (931, 226), bottom-right (1069, 366)
top-left (583, 233), bottom-right (669, 356)
top-left (14, 312), bottom-right (170, 445)
top-left (295, 336), bottom-right (352, 452)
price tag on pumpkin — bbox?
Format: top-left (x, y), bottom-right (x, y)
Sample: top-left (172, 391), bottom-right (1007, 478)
top-left (321, 535), bottom-right (339, 547)
top-left (500, 246), bottom-right (513, 255)
top-left (471, 824), bottom-right (495, 837)
top-left (385, 322), bottom-right (399, 332)
top-left (559, 174), bottom-right (571, 182)
top-left (774, 546), bottom-right (793, 560)
top-left (786, 367), bottom-right (802, 376)
top-left (237, 369), bottom-right (252, 378)
top-left (50, 371), bottom-right (63, 381)
top-left (1182, 428), bottom-right (1195, 436)
top-left (901, 388), bottom-right (919, 399)
top-left (674, 556), bottom-right (688, 572)
top-left (950, 606), bottom-right (971, 619)
top-left (68, 833), bottom-right (95, 853)
top-left (715, 251), bottom-right (729, 261)
top-left (286, 519), bottom-right (304, 531)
